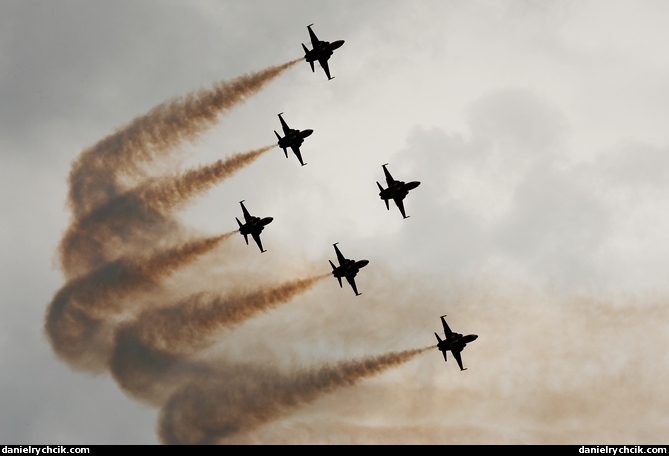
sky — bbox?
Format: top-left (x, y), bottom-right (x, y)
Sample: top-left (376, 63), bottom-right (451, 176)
top-left (1, 0), bottom-right (669, 444)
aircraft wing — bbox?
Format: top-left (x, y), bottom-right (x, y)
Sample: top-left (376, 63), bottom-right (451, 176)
top-left (240, 201), bottom-right (252, 222)
top-left (452, 348), bottom-right (465, 371)
top-left (393, 196), bottom-right (408, 219)
top-left (333, 243), bottom-right (346, 265)
top-left (345, 274), bottom-right (360, 296)
top-left (291, 145), bottom-right (306, 166)
top-left (307, 24), bottom-right (320, 47)
top-left (440, 315), bottom-right (453, 338)
top-left (382, 165), bottom-right (396, 186)
top-left (251, 231), bottom-right (265, 253)
top-left (278, 113), bottom-right (290, 135)
top-left (318, 57), bottom-right (333, 80)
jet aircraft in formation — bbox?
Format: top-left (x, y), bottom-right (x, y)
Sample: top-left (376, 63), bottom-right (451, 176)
top-left (239, 25), bottom-right (478, 369)
top-left (434, 315), bottom-right (478, 371)
top-left (302, 24), bottom-right (345, 81)
top-left (274, 112), bottom-right (313, 166)
top-left (235, 200), bottom-right (273, 253)
top-left (328, 243), bottom-right (369, 296)
top-left (377, 164), bottom-right (421, 219)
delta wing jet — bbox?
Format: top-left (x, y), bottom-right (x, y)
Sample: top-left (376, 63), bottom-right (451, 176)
top-left (328, 243), bottom-right (369, 296)
top-left (274, 112), bottom-right (313, 166)
top-left (376, 164), bottom-right (421, 219)
top-left (434, 315), bottom-right (478, 371)
top-left (235, 201), bottom-right (273, 253)
top-left (302, 24), bottom-right (344, 81)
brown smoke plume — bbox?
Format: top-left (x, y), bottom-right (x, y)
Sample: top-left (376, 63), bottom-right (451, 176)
top-left (137, 145), bottom-right (274, 214)
top-left (67, 59), bottom-right (301, 219)
top-left (60, 58), bottom-right (300, 278)
top-left (58, 194), bottom-right (177, 280)
top-left (122, 273), bottom-right (329, 356)
top-left (108, 273), bottom-right (329, 403)
top-left (59, 145), bottom-right (274, 278)
top-left (45, 232), bottom-right (233, 369)
top-left (108, 323), bottom-right (212, 405)
top-left (158, 347), bottom-right (432, 444)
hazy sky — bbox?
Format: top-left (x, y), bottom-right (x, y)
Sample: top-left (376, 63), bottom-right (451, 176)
top-left (1, 0), bottom-right (669, 444)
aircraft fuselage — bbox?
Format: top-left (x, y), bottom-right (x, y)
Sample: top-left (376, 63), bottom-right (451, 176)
top-left (333, 260), bottom-right (369, 277)
top-left (379, 180), bottom-right (421, 201)
top-left (278, 129), bottom-right (313, 149)
top-left (238, 216), bottom-right (273, 236)
top-left (332, 259), bottom-right (369, 279)
top-left (437, 334), bottom-right (478, 352)
top-left (305, 40), bottom-right (344, 63)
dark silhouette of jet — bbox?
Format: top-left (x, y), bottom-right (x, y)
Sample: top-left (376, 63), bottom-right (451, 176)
top-left (274, 112), bottom-right (313, 166)
top-left (328, 243), bottom-right (369, 296)
top-left (434, 315), bottom-right (478, 371)
top-left (376, 164), bottom-right (421, 219)
top-left (235, 200), bottom-right (273, 253)
top-left (302, 24), bottom-right (344, 81)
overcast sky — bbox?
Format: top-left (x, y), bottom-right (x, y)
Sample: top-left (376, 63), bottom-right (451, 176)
top-left (1, 0), bottom-right (669, 444)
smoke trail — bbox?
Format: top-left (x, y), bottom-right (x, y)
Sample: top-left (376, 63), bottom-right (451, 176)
top-left (109, 323), bottom-right (212, 405)
top-left (56, 58), bottom-right (300, 279)
top-left (128, 273), bottom-right (329, 354)
top-left (67, 59), bottom-right (301, 218)
top-left (137, 145), bottom-right (274, 214)
top-left (58, 193), bottom-right (178, 280)
top-left (158, 347), bottom-right (432, 444)
top-left (45, 232), bottom-right (233, 369)
top-left (108, 274), bottom-right (329, 403)
top-left (59, 145), bottom-right (274, 278)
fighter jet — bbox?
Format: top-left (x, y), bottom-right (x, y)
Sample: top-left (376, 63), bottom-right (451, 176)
top-left (302, 24), bottom-right (345, 81)
top-left (328, 243), bottom-right (369, 296)
top-left (274, 112), bottom-right (313, 166)
top-left (376, 164), bottom-right (421, 219)
top-left (235, 200), bottom-right (273, 253)
top-left (434, 315), bottom-right (478, 371)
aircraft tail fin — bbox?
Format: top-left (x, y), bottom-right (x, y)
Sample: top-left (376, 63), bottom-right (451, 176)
top-left (376, 182), bottom-right (390, 210)
top-left (274, 130), bottom-right (282, 141)
top-left (435, 333), bottom-right (448, 362)
top-left (236, 219), bottom-right (249, 245)
top-left (328, 261), bottom-right (342, 288)
top-left (302, 43), bottom-right (315, 72)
